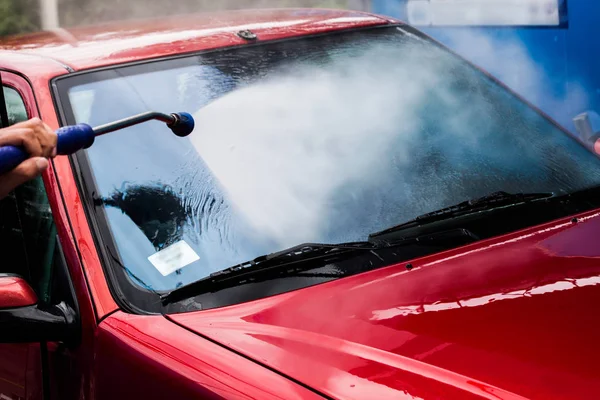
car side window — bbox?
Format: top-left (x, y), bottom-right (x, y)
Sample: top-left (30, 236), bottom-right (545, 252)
top-left (3, 86), bottom-right (28, 126)
top-left (0, 85), bottom-right (58, 304)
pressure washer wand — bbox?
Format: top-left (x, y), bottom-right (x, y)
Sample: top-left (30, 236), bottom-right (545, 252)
top-left (0, 111), bottom-right (195, 175)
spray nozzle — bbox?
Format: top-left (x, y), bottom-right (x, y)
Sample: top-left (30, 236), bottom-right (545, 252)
top-left (0, 111), bottom-right (196, 175)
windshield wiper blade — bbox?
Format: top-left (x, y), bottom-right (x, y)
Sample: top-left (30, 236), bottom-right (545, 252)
top-left (369, 191), bottom-right (555, 239)
top-left (160, 241), bottom-right (379, 305)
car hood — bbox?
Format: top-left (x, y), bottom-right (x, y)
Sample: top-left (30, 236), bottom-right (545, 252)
top-left (169, 211), bottom-right (600, 400)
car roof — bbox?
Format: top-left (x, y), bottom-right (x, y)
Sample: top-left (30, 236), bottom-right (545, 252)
top-left (0, 8), bottom-right (395, 77)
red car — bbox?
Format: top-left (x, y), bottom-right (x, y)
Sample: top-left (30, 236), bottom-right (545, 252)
top-left (1, 8), bottom-right (599, 400)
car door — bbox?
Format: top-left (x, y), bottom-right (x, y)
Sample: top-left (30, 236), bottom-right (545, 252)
top-left (0, 71), bottom-right (76, 400)
top-left (0, 71), bottom-right (45, 400)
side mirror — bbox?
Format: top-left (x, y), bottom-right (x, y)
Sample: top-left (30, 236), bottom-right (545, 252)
top-left (574, 111), bottom-right (600, 155)
top-left (0, 274), bottom-right (77, 343)
top-left (0, 274), bottom-right (37, 308)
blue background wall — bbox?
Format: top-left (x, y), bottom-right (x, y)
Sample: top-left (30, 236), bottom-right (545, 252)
top-left (371, 0), bottom-right (600, 138)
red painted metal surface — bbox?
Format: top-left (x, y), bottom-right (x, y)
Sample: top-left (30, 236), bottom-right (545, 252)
top-left (49, 154), bottom-right (120, 320)
top-left (0, 9), bottom-right (392, 73)
top-left (171, 209), bottom-right (600, 400)
top-left (0, 52), bottom-right (68, 95)
top-left (94, 311), bottom-right (323, 400)
top-left (0, 344), bottom-right (29, 399)
top-left (0, 276), bottom-right (37, 308)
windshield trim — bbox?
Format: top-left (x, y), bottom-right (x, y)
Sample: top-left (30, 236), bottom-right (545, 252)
top-left (50, 23), bottom-right (598, 315)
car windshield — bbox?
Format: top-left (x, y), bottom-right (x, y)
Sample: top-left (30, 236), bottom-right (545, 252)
top-left (55, 25), bottom-right (600, 302)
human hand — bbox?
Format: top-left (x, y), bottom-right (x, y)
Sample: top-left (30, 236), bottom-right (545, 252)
top-left (0, 118), bottom-right (57, 199)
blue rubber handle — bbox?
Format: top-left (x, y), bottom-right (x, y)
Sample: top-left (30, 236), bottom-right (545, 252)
top-left (55, 123), bottom-right (95, 155)
top-left (0, 146), bottom-right (27, 176)
top-left (0, 123), bottom-right (95, 176)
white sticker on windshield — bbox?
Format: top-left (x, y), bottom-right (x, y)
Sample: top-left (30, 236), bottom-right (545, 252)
top-left (148, 240), bottom-right (199, 276)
